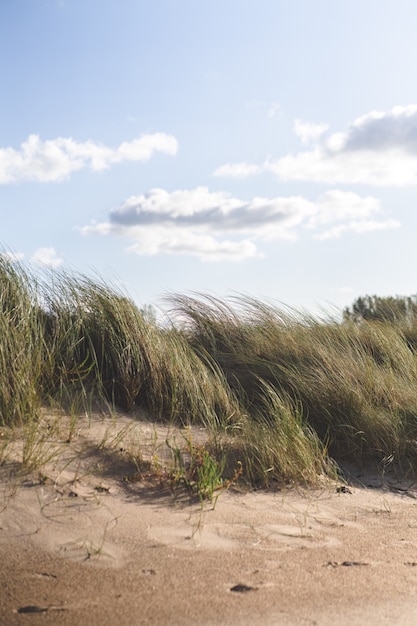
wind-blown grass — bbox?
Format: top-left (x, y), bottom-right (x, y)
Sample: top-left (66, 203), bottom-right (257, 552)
top-left (2, 257), bottom-right (417, 487)
top-left (0, 256), bottom-right (45, 426)
top-left (23, 271), bottom-right (237, 440)
top-left (171, 294), bottom-right (417, 472)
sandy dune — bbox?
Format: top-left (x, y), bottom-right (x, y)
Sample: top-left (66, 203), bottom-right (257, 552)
top-left (1, 413), bottom-right (417, 625)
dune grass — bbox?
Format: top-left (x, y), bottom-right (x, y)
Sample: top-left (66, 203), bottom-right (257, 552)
top-left (0, 256), bottom-right (45, 426)
top-left (1, 257), bottom-right (417, 491)
top-left (171, 294), bottom-right (417, 475)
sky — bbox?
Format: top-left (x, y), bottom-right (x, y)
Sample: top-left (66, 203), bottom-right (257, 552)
top-left (2, 0), bottom-right (417, 316)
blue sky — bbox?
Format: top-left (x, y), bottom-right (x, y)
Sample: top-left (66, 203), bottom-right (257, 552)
top-left (2, 0), bottom-right (417, 314)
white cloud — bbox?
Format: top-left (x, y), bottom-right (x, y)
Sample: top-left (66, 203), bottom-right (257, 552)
top-left (336, 104), bottom-right (417, 152)
top-left (309, 190), bottom-right (381, 227)
top-left (294, 119), bottom-right (329, 144)
top-left (31, 247), bottom-right (63, 267)
top-left (0, 132), bottom-right (178, 184)
top-left (309, 190), bottom-right (400, 238)
top-left (126, 229), bottom-right (259, 262)
top-left (216, 105), bottom-right (417, 185)
top-left (267, 105), bottom-right (417, 186)
top-left (80, 187), bottom-right (399, 262)
top-left (105, 187), bottom-right (316, 240)
top-left (265, 147), bottom-right (417, 186)
top-left (314, 219), bottom-right (400, 240)
top-left (212, 162), bottom-right (262, 178)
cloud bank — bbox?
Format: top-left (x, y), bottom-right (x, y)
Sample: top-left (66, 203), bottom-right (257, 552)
top-left (0, 132), bottom-right (178, 183)
top-left (81, 187), bottom-right (399, 262)
top-left (216, 105), bottom-right (417, 186)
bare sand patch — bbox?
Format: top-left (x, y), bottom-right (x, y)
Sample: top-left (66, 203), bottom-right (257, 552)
top-left (1, 412), bottom-right (417, 625)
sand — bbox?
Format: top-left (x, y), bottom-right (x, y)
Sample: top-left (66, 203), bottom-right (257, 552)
top-left (1, 412), bottom-right (417, 625)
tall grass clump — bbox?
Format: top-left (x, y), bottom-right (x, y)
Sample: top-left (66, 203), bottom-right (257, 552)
top-left (134, 325), bottom-right (241, 428)
top-left (0, 256), bottom-right (45, 426)
top-left (218, 384), bottom-right (334, 487)
top-left (171, 294), bottom-right (417, 470)
top-left (0, 259), bottom-right (241, 431)
top-left (41, 273), bottom-right (149, 410)
top-left (40, 274), bottom-right (241, 428)
top-left (287, 318), bottom-right (417, 464)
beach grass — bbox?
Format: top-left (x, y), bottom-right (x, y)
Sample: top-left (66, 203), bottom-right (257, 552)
top-left (1, 255), bottom-right (417, 492)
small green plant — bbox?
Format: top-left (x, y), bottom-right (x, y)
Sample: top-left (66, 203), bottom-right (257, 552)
top-left (166, 432), bottom-right (230, 507)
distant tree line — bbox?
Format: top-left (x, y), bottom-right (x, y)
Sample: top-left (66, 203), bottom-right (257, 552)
top-left (343, 295), bottom-right (417, 324)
